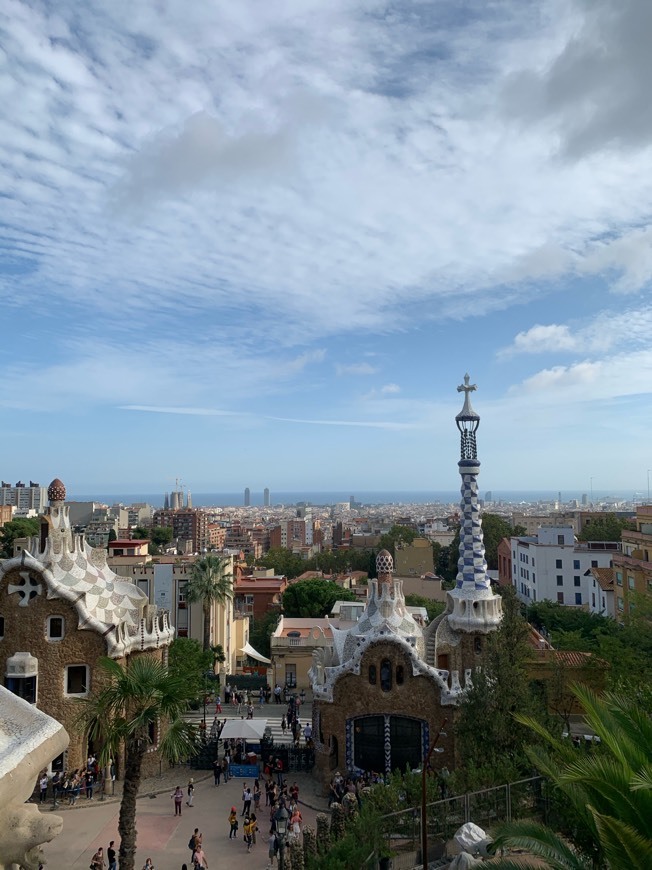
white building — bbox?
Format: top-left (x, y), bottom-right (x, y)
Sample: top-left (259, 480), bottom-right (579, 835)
top-left (0, 481), bottom-right (48, 513)
top-left (511, 526), bottom-right (619, 608)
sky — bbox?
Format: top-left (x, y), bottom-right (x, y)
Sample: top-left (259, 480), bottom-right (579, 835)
top-left (1, 0), bottom-right (652, 495)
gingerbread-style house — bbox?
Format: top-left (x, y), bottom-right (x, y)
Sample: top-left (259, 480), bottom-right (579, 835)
top-left (310, 376), bottom-right (502, 781)
top-left (0, 478), bottom-right (174, 774)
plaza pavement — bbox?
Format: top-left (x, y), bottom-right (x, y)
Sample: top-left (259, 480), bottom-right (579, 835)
top-left (41, 695), bottom-right (325, 870)
top-left (41, 767), bottom-right (325, 870)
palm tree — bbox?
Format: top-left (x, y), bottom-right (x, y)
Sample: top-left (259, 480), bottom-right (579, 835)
top-left (80, 656), bottom-right (198, 870)
top-left (490, 685), bottom-right (652, 869)
top-left (186, 554), bottom-right (233, 652)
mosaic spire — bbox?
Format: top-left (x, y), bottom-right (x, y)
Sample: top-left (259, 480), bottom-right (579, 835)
top-left (455, 375), bottom-right (489, 591)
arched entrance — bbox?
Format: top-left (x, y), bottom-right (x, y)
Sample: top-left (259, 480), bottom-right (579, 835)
top-left (348, 715), bottom-right (425, 774)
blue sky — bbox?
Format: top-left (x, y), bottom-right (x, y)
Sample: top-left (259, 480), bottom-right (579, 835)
top-left (1, 0), bottom-right (652, 494)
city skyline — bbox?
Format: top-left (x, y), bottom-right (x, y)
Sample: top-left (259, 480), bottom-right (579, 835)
top-left (2, 2), bottom-right (651, 490)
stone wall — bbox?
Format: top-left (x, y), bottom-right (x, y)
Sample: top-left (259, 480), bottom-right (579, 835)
top-left (0, 569), bottom-right (168, 776)
top-left (314, 640), bottom-right (455, 786)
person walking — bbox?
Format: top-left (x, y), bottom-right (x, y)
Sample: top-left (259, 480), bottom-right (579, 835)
top-left (267, 828), bottom-right (278, 867)
top-left (171, 785), bottom-right (184, 816)
top-left (142, 858), bottom-right (155, 870)
top-left (90, 847), bottom-right (105, 869)
top-left (192, 845), bottom-right (208, 868)
top-left (213, 758), bottom-right (221, 787)
top-left (242, 784), bottom-right (252, 816)
top-left (228, 806), bottom-right (239, 839)
top-left (39, 772), bottom-right (48, 804)
top-left (186, 777), bottom-right (195, 807)
top-left (281, 716), bottom-right (287, 736)
top-left (107, 840), bottom-right (117, 870)
top-left (215, 695), bottom-right (222, 714)
top-left (253, 779), bottom-right (261, 811)
top-left (188, 827), bottom-right (202, 857)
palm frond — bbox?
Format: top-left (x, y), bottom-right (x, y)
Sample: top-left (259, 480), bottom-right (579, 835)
top-left (630, 765), bottom-right (652, 792)
top-left (591, 809), bottom-right (652, 870)
top-left (493, 820), bottom-right (591, 869)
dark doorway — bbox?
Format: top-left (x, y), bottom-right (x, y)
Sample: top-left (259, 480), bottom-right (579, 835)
top-left (353, 716), bottom-right (385, 772)
top-left (352, 715), bottom-right (424, 774)
top-left (390, 717), bottom-right (422, 772)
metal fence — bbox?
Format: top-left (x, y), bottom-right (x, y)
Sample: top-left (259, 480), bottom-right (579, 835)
top-left (377, 776), bottom-right (547, 863)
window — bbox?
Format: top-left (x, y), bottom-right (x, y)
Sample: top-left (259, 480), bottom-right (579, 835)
top-left (556, 559), bottom-right (562, 569)
top-left (591, 560), bottom-right (598, 568)
top-left (0, 615), bottom-right (4, 639)
top-left (65, 665), bottom-right (89, 696)
top-left (532, 573), bottom-right (536, 583)
top-left (574, 576), bottom-right (581, 587)
top-left (5, 676), bottom-right (37, 704)
top-left (557, 535), bottom-right (564, 545)
top-left (47, 616), bottom-right (64, 641)
top-left (532, 558), bottom-right (535, 567)
top-left (396, 665), bottom-right (404, 685)
top-left (617, 596), bottom-right (624, 612)
top-left (575, 593), bottom-right (582, 605)
top-left (573, 559), bottom-right (580, 570)
top-left (616, 572), bottom-right (623, 586)
top-left (368, 664), bottom-right (377, 685)
top-left (592, 593), bottom-right (596, 607)
top-left (556, 576), bottom-right (563, 586)
top-left (628, 576), bottom-right (635, 590)
top-left (557, 592), bottom-right (564, 604)
top-left (380, 659), bottom-right (392, 692)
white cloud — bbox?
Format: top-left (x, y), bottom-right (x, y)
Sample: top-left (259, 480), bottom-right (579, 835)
top-left (381, 383), bottom-right (401, 394)
top-left (335, 362), bottom-right (378, 376)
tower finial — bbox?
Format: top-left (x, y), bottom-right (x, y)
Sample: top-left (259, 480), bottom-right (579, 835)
top-left (456, 374), bottom-right (480, 461)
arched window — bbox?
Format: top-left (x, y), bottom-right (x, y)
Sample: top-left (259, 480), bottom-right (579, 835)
top-left (396, 664), bottom-right (404, 685)
top-left (368, 664), bottom-right (377, 685)
top-left (380, 659), bottom-right (392, 692)
top-left (474, 636), bottom-right (482, 655)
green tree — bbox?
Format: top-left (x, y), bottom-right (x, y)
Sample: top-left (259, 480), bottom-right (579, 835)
top-left (577, 513), bottom-right (635, 542)
top-left (249, 608), bottom-right (281, 659)
top-left (131, 526), bottom-right (150, 539)
top-left (378, 524), bottom-right (417, 557)
top-left (168, 637), bottom-right (213, 697)
top-left (492, 686), bottom-right (652, 869)
top-left (107, 528), bottom-right (117, 547)
top-left (79, 656), bottom-right (197, 870)
top-left (150, 526), bottom-right (173, 547)
top-left (453, 587), bottom-right (547, 791)
top-left (257, 547), bottom-right (305, 579)
top-left (404, 593), bottom-right (446, 623)
top-left (185, 555), bottom-right (232, 651)
top-left (0, 517), bottom-right (39, 558)
top-left (282, 578), bottom-right (357, 618)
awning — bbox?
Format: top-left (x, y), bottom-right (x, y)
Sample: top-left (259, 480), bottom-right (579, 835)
top-left (239, 642), bottom-right (271, 665)
top-left (219, 718), bottom-right (268, 740)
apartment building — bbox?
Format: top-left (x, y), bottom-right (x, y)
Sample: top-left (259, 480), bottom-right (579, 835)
top-left (611, 504), bottom-right (652, 620)
top-left (511, 526), bottom-right (619, 608)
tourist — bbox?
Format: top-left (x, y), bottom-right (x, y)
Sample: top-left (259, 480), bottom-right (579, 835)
top-left (192, 845), bottom-right (208, 868)
top-left (107, 840), bottom-right (117, 870)
top-left (85, 768), bottom-right (95, 799)
top-left (213, 758), bottom-right (221, 786)
top-left (267, 827), bottom-right (278, 866)
top-left (215, 694), bottom-right (222, 714)
top-left (289, 782), bottom-right (299, 804)
top-left (189, 827), bottom-right (202, 856)
top-left (39, 772), bottom-right (48, 803)
top-left (228, 806), bottom-right (239, 838)
top-left (186, 777), bottom-right (194, 807)
top-left (243, 816), bottom-right (255, 852)
top-left (171, 785), bottom-right (184, 816)
top-left (142, 858), bottom-right (155, 870)
top-left (274, 684), bottom-right (282, 704)
top-left (90, 846), bottom-right (105, 869)
top-left (253, 778), bottom-right (261, 810)
top-left (242, 784), bottom-right (252, 816)
top-left (275, 757), bottom-right (284, 786)
top-left (281, 715), bottom-right (287, 735)
top-left (290, 806), bottom-right (302, 841)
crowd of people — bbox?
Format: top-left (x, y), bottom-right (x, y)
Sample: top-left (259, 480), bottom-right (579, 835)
top-left (36, 752), bottom-right (116, 805)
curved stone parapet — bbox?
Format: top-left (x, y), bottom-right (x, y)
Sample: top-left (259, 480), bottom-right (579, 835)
top-left (0, 686), bottom-right (68, 869)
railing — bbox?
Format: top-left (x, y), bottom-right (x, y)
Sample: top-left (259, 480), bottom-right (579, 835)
top-left (375, 776), bottom-right (547, 864)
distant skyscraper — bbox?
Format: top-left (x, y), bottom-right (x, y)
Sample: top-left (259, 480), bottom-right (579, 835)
top-left (264, 487), bottom-right (270, 507)
top-left (485, 490), bottom-right (492, 502)
top-left (581, 493), bottom-right (588, 506)
top-left (349, 495), bottom-right (355, 509)
top-left (164, 492), bottom-right (170, 510)
top-left (244, 487), bottom-right (251, 506)
top-left (186, 490), bottom-right (192, 508)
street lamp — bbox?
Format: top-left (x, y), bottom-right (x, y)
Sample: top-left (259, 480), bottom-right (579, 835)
top-left (275, 805), bottom-right (289, 870)
top-left (421, 720), bottom-right (447, 870)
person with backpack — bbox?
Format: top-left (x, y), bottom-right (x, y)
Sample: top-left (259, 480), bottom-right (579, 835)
top-left (188, 828), bottom-right (201, 857)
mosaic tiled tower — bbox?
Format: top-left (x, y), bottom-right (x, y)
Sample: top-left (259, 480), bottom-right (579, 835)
top-left (446, 375), bottom-right (502, 632)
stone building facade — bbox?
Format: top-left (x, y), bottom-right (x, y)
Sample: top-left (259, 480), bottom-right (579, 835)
top-left (0, 479), bottom-right (174, 776)
top-left (310, 376), bottom-right (503, 783)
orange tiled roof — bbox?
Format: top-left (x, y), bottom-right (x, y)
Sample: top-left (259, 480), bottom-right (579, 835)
top-left (591, 567), bottom-right (614, 591)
